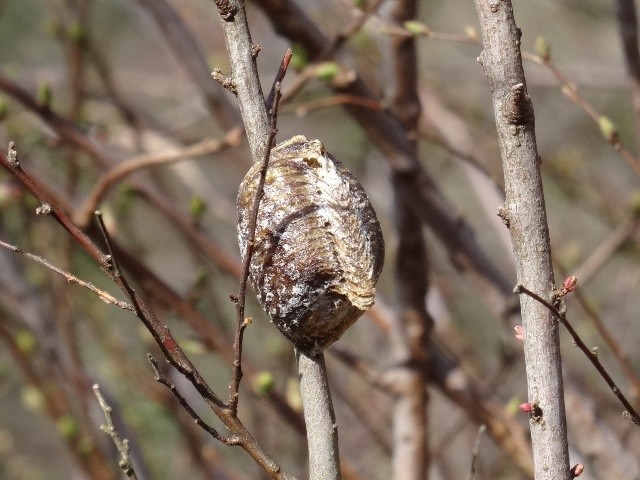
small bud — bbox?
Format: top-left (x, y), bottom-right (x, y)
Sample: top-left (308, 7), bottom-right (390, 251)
top-left (535, 36), bottom-right (550, 61)
top-left (290, 44), bottom-right (309, 70)
top-left (253, 371), bottom-right (276, 396)
top-left (66, 21), bottom-right (86, 45)
top-left (0, 97), bottom-right (8, 121)
top-left (403, 20), bottom-right (430, 36)
top-left (188, 195), bottom-right (206, 223)
top-left (35, 203), bottom-right (52, 216)
top-left (563, 276), bottom-right (577, 293)
top-left (591, 346), bottom-right (599, 356)
top-left (56, 414), bottom-right (79, 439)
top-left (352, 0), bottom-right (365, 8)
top-left (519, 402), bottom-right (533, 413)
top-left (21, 386), bottom-right (45, 411)
top-left (7, 141), bottom-right (19, 168)
top-left (570, 463), bottom-right (584, 478)
top-left (514, 325), bottom-right (524, 341)
top-left (315, 62), bottom-right (340, 82)
top-left (15, 329), bottom-right (37, 354)
top-left (598, 116), bottom-right (618, 144)
top-left (36, 82), bottom-right (52, 109)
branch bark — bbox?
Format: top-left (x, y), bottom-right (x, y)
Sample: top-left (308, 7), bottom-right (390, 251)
top-left (473, 1), bottom-right (570, 478)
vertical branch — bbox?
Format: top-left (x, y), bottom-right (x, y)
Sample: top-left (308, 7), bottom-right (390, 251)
top-left (297, 352), bottom-right (341, 480)
top-left (213, 0), bottom-right (270, 163)
top-left (473, 1), bottom-right (570, 479)
top-left (385, 0), bottom-right (430, 478)
top-left (615, 0), bottom-right (640, 149)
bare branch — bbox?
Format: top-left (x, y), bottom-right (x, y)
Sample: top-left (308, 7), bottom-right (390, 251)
top-left (515, 284), bottom-right (640, 427)
top-left (465, 424), bottom-right (487, 480)
top-left (93, 384), bottom-right (139, 480)
top-left (473, 1), bottom-right (571, 478)
top-left (0, 239), bottom-right (132, 311)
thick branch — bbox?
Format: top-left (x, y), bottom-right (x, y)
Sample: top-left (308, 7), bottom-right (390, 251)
top-left (473, 1), bottom-right (570, 478)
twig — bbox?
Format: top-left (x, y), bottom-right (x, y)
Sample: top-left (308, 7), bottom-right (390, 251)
top-left (0, 238), bottom-right (133, 311)
top-left (465, 424), bottom-right (487, 480)
top-left (0, 148), bottom-right (295, 479)
top-left (76, 127), bottom-right (244, 226)
top-left (93, 384), bottom-right (139, 479)
top-left (515, 284), bottom-right (640, 427)
top-left (229, 49), bottom-right (291, 413)
top-left (147, 354), bottom-right (240, 445)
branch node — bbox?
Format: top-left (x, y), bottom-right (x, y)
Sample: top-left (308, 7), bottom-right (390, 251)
top-left (213, 0), bottom-right (237, 21)
top-left (212, 68), bottom-right (237, 95)
top-left (35, 203), bottom-right (52, 216)
top-left (7, 141), bottom-right (19, 168)
top-left (502, 83), bottom-right (533, 125)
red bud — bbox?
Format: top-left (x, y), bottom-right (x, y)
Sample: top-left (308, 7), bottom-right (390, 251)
top-left (519, 402), bottom-right (533, 413)
top-left (563, 276), bottom-right (577, 293)
top-left (570, 463), bottom-right (584, 477)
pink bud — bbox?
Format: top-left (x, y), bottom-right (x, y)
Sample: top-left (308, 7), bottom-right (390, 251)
top-left (519, 402), bottom-right (533, 413)
top-left (514, 325), bottom-right (524, 341)
top-left (570, 463), bottom-right (584, 477)
top-left (563, 276), bottom-right (577, 293)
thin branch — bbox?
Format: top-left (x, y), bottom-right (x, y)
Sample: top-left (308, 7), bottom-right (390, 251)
top-left (0, 238), bottom-right (133, 311)
top-left (93, 384), bottom-right (139, 480)
top-left (465, 424), bottom-right (487, 480)
top-left (515, 284), bottom-right (640, 427)
top-left (147, 354), bottom-right (240, 445)
top-left (615, 0), bottom-right (640, 148)
top-left (229, 49), bottom-right (291, 413)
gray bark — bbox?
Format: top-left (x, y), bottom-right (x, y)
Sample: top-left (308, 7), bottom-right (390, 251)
top-left (473, 1), bottom-right (571, 478)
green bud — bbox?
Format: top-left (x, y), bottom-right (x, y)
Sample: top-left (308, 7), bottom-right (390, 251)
top-left (56, 414), bottom-right (79, 439)
top-left (188, 195), bottom-right (206, 222)
top-left (535, 36), bottom-right (550, 61)
top-left (66, 21), bottom-right (86, 45)
top-left (15, 329), bottom-right (36, 355)
top-left (36, 82), bottom-right (52, 109)
top-left (290, 44), bottom-right (309, 71)
top-left (253, 371), bottom-right (276, 396)
top-left (0, 97), bottom-right (8, 121)
top-left (352, 0), bottom-right (365, 7)
top-left (505, 396), bottom-right (522, 416)
top-left (598, 116), bottom-right (618, 144)
top-left (403, 20), bottom-right (430, 36)
top-left (315, 62), bottom-right (340, 82)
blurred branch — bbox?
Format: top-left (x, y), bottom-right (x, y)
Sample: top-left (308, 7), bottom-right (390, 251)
top-left (135, 0), bottom-right (241, 129)
top-left (385, 0), bottom-right (430, 477)
top-left (615, 0), bottom-right (640, 149)
top-left (474, 2), bottom-right (571, 479)
top-left (0, 319), bottom-right (117, 480)
top-left (76, 126), bottom-right (244, 226)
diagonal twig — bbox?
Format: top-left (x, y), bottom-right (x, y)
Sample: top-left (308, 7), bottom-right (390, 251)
top-left (229, 48), bottom-right (292, 413)
top-left (515, 284), bottom-right (640, 427)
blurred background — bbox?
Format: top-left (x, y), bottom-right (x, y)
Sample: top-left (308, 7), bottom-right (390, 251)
top-left (0, 0), bottom-right (639, 479)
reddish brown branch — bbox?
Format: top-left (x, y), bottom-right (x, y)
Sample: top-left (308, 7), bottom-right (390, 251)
top-left (515, 284), bottom-right (640, 427)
